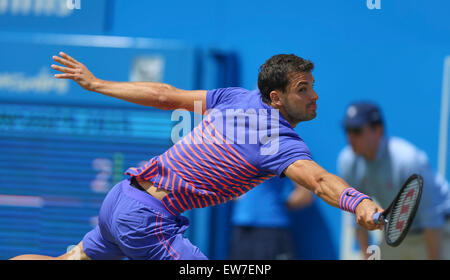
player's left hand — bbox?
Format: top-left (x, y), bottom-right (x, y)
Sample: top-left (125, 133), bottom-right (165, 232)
top-left (355, 199), bottom-right (384, 231)
top-left (51, 52), bottom-right (99, 91)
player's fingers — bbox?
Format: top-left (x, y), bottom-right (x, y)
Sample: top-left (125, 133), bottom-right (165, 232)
top-left (51, 64), bottom-right (76, 74)
top-left (52, 55), bottom-right (76, 68)
top-left (367, 222), bottom-right (380, 231)
top-left (368, 223), bottom-right (383, 231)
top-left (357, 215), bottom-right (379, 231)
top-left (59, 52), bottom-right (79, 64)
top-left (368, 217), bottom-right (384, 230)
top-left (362, 220), bottom-right (375, 230)
top-left (54, 73), bottom-right (75, 79)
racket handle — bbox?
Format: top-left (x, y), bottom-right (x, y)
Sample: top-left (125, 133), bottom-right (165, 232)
top-left (372, 212), bottom-right (383, 224)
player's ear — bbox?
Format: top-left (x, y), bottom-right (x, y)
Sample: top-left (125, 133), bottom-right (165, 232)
top-left (269, 90), bottom-right (283, 107)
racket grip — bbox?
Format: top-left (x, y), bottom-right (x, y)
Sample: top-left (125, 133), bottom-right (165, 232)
top-left (372, 212), bottom-right (382, 224)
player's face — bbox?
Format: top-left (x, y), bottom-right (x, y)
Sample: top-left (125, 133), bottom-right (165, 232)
top-left (346, 124), bottom-right (382, 160)
top-left (279, 71), bottom-right (318, 126)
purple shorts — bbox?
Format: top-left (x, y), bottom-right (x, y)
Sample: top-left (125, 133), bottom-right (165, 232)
top-left (82, 179), bottom-right (207, 260)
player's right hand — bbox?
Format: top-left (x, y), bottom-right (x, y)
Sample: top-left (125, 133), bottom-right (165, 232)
top-left (355, 199), bottom-right (384, 231)
top-left (51, 52), bottom-right (99, 91)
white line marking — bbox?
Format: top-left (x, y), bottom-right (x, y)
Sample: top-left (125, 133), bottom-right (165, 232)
top-left (438, 56), bottom-right (450, 178)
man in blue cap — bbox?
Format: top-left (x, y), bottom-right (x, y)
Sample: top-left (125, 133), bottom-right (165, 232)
top-left (338, 102), bottom-right (450, 260)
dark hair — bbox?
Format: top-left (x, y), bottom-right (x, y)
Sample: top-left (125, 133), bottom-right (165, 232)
top-left (257, 54), bottom-right (314, 104)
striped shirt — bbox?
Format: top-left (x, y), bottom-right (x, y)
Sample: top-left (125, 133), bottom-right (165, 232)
top-left (125, 87), bottom-right (312, 215)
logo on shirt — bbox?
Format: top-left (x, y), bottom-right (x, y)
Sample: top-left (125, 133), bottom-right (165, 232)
top-left (171, 101), bottom-right (281, 155)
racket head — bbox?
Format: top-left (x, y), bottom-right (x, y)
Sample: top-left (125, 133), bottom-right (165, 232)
top-left (384, 174), bottom-right (423, 247)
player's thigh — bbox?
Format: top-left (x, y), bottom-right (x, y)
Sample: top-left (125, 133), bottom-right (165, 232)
top-left (57, 241), bottom-right (91, 260)
top-left (168, 234), bottom-right (208, 260)
top-left (115, 212), bottom-right (208, 260)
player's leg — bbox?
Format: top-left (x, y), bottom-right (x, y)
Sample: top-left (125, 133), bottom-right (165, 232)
top-left (113, 183), bottom-right (208, 260)
top-left (10, 241), bottom-right (90, 260)
top-left (115, 212), bottom-right (207, 260)
top-left (79, 180), bottom-right (130, 260)
top-left (160, 215), bottom-right (208, 260)
top-left (10, 254), bottom-right (57, 260)
top-left (11, 180), bottom-right (129, 260)
top-left (9, 233), bottom-right (120, 260)
top-left (58, 241), bottom-right (91, 260)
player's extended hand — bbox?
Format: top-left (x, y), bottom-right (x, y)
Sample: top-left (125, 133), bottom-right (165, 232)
top-left (51, 52), bottom-right (99, 91)
top-left (355, 199), bottom-right (384, 231)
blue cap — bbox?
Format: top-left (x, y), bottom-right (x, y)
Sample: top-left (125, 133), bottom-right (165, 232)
top-left (343, 102), bottom-right (383, 129)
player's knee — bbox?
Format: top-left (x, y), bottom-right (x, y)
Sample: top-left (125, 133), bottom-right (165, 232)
top-left (58, 242), bottom-right (91, 260)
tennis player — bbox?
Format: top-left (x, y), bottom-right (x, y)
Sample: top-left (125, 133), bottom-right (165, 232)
top-left (11, 53), bottom-right (383, 260)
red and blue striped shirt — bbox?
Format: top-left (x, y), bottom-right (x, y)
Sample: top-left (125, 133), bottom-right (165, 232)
top-left (125, 88), bottom-right (312, 215)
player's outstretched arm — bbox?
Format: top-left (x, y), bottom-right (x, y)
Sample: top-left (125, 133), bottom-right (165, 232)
top-left (284, 159), bottom-right (383, 231)
top-left (51, 52), bottom-right (207, 112)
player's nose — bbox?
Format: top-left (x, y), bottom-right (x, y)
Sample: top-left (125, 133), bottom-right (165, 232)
top-left (311, 89), bottom-right (318, 101)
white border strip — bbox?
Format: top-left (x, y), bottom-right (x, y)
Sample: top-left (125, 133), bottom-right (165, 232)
top-left (438, 56), bottom-right (450, 178)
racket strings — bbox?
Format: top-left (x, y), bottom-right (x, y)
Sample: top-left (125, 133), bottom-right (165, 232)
top-left (386, 181), bottom-right (420, 242)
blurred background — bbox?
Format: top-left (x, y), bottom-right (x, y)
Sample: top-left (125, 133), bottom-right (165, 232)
top-left (0, 0), bottom-right (449, 260)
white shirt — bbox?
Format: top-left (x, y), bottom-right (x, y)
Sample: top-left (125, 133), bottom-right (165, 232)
top-left (338, 136), bottom-right (450, 229)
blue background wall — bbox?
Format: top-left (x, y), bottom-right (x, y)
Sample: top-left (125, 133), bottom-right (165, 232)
top-left (1, 0), bottom-right (449, 259)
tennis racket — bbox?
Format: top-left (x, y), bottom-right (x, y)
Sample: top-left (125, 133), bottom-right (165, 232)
top-left (372, 174), bottom-right (423, 247)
